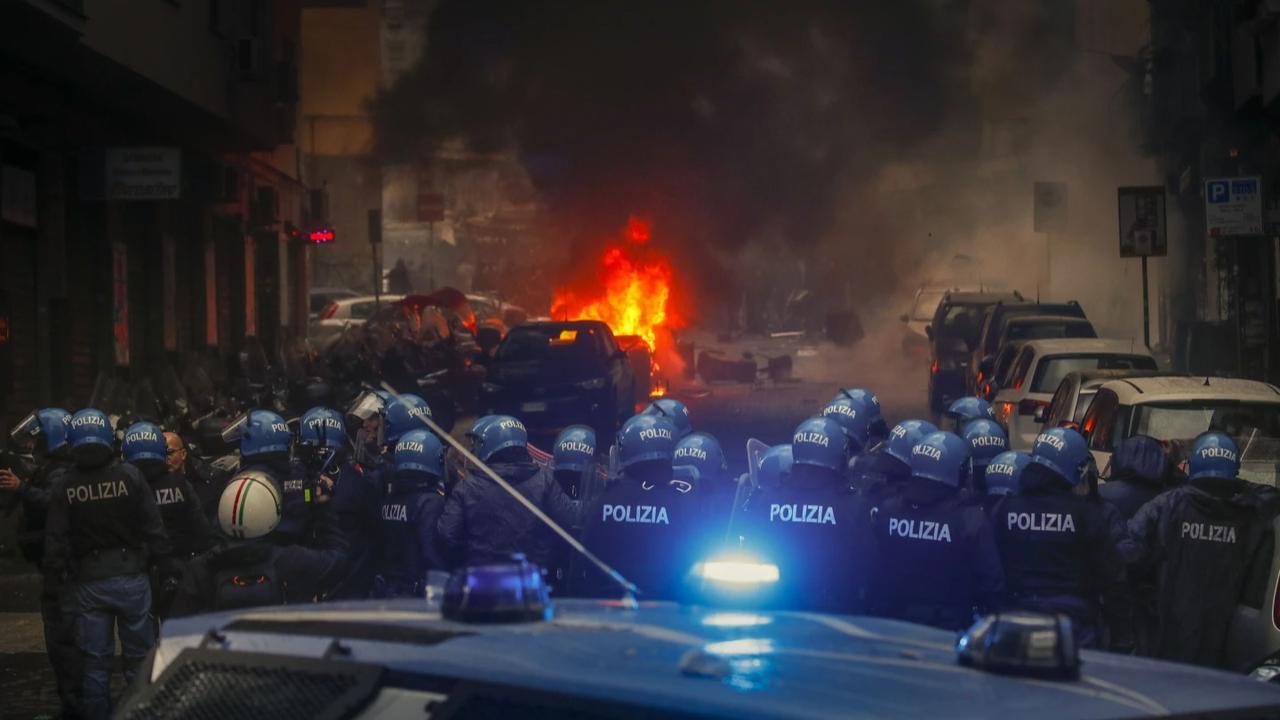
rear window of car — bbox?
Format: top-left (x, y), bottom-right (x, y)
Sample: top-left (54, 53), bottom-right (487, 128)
top-left (1031, 355), bottom-right (1157, 393)
top-left (349, 301), bottom-right (376, 319)
top-left (498, 326), bottom-right (604, 364)
top-left (1006, 320), bottom-right (1096, 342)
top-left (938, 303), bottom-right (986, 343)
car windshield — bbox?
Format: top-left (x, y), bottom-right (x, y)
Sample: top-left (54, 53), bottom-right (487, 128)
top-left (1031, 355), bottom-right (1156, 393)
top-left (1131, 402), bottom-right (1280, 464)
top-left (911, 290), bottom-right (946, 320)
top-left (498, 326), bottom-right (602, 364)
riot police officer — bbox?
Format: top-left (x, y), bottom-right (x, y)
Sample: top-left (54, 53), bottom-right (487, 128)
top-left (552, 424), bottom-right (597, 499)
top-left (232, 410), bottom-right (309, 540)
top-left (576, 415), bottom-right (701, 600)
top-left (962, 419), bottom-right (1009, 495)
top-left (297, 406), bottom-right (378, 599)
top-left (743, 417), bottom-right (872, 613)
top-left (982, 450), bottom-right (1031, 513)
top-left (1098, 435), bottom-right (1174, 519)
top-left (848, 419), bottom-right (937, 502)
top-left (1120, 432), bottom-right (1266, 667)
top-left (674, 431), bottom-right (739, 543)
top-left (941, 397), bottom-right (997, 433)
top-left (1, 408), bottom-right (78, 715)
top-left (642, 398), bottom-right (692, 439)
top-left (992, 427), bottom-right (1122, 648)
top-left (822, 394), bottom-right (875, 459)
top-left (437, 415), bottom-right (578, 569)
top-left (169, 466), bottom-right (349, 615)
top-left (44, 409), bottom-right (170, 720)
top-left (832, 387), bottom-right (890, 445)
top-left (866, 431), bottom-right (1004, 630)
top-left (372, 429), bottom-right (448, 598)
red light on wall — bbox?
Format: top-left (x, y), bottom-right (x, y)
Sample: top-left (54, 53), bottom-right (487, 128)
top-left (307, 228), bottom-right (335, 244)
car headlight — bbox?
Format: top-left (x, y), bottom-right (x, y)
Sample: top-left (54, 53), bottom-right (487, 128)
top-left (575, 377), bottom-right (607, 390)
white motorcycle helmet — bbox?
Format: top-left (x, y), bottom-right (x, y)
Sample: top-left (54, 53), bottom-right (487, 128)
top-left (217, 470), bottom-right (283, 540)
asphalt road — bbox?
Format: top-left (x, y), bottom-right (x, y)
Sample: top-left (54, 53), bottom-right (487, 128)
top-left (0, 335), bottom-right (930, 718)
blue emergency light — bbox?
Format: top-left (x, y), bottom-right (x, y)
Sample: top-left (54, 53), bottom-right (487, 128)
top-left (442, 555), bottom-right (553, 624)
top-left (956, 611), bottom-right (1079, 680)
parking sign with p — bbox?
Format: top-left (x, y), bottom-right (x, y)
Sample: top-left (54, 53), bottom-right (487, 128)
top-left (1204, 176), bottom-right (1262, 237)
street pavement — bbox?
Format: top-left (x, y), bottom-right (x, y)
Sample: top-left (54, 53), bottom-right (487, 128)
top-left (0, 334), bottom-right (929, 718)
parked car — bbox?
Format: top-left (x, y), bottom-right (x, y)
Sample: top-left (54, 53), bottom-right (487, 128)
top-left (480, 320), bottom-right (636, 437)
top-left (991, 339), bottom-right (1157, 450)
top-left (926, 290), bottom-right (1022, 413)
top-left (308, 286), bottom-right (359, 320)
top-left (1080, 375), bottom-right (1280, 484)
top-left (967, 301), bottom-right (1087, 394)
top-left (996, 314), bottom-right (1096, 346)
top-left (1039, 368), bottom-right (1167, 431)
top-left (976, 341), bottom-right (1026, 402)
top-left (309, 294), bottom-right (405, 343)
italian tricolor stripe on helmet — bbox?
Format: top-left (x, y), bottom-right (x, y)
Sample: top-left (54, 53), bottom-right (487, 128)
top-left (228, 475), bottom-right (278, 539)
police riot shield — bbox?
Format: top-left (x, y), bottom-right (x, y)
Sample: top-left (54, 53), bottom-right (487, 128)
top-left (745, 438), bottom-right (770, 491)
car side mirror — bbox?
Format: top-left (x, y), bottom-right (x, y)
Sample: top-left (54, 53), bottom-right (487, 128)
top-left (1034, 405), bottom-right (1048, 423)
top-left (899, 313), bottom-right (910, 323)
top-left (924, 325), bottom-right (934, 341)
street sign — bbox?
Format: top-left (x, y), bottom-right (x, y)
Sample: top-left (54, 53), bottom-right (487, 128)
top-left (1033, 181), bottom-right (1068, 233)
top-left (1117, 186), bottom-right (1167, 257)
top-left (106, 147), bottom-right (181, 200)
top-left (1205, 176), bottom-right (1263, 237)
top-left (417, 191), bottom-right (445, 223)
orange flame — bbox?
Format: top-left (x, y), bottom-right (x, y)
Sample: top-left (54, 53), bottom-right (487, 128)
top-left (550, 218), bottom-right (683, 388)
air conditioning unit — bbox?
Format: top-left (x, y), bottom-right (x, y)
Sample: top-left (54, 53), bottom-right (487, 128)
top-left (236, 37), bottom-right (261, 80)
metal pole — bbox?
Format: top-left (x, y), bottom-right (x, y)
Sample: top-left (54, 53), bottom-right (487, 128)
top-left (1141, 255), bottom-right (1150, 349)
top-left (429, 221), bottom-right (436, 290)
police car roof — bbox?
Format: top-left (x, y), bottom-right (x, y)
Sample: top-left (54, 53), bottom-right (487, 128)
top-left (158, 600), bottom-right (1280, 718)
top-left (1100, 375), bottom-right (1280, 406)
top-left (1019, 338), bottom-right (1152, 357)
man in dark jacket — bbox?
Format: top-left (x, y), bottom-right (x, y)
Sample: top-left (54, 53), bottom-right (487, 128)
top-left (45, 409), bottom-right (170, 720)
top-left (866, 431), bottom-right (1004, 630)
top-left (1099, 435), bottom-right (1175, 519)
top-left (1120, 432), bottom-right (1267, 668)
top-left (437, 416), bottom-right (578, 569)
top-left (170, 468), bottom-right (349, 615)
top-left (373, 429), bottom-right (449, 597)
top-left (992, 427), bottom-right (1123, 649)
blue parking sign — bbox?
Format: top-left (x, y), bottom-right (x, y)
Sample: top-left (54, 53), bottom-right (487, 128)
top-left (1207, 180), bottom-right (1230, 204)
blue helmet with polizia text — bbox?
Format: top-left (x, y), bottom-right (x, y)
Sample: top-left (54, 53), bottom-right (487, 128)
top-left (984, 450), bottom-right (1031, 495)
top-left (553, 425), bottom-right (596, 473)
top-left (791, 416), bottom-right (848, 472)
top-left (883, 419), bottom-right (939, 465)
top-left (963, 419), bottom-right (1009, 468)
top-left (822, 395), bottom-right (875, 453)
top-left (945, 397), bottom-right (997, 426)
top-left (617, 414), bottom-right (677, 470)
top-left (394, 429), bottom-right (445, 478)
top-left (476, 416), bottom-right (528, 463)
top-left (673, 432), bottom-right (727, 483)
top-left (468, 415), bottom-right (501, 453)
top-left (643, 398), bottom-right (692, 439)
top-left (759, 444), bottom-right (794, 490)
top-left (299, 407), bottom-right (346, 450)
top-left (68, 409), bottom-right (113, 449)
top-left (241, 410), bottom-right (292, 459)
top-left (1029, 427), bottom-right (1094, 487)
top-left (122, 421), bottom-right (166, 463)
top-left (910, 431), bottom-right (972, 488)
top-left (1187, 431), bottom-right (1240, 481)
top-left (385, 394), bottom-right (433, 445)
top-left (9, 408), bottom-right (72, 454)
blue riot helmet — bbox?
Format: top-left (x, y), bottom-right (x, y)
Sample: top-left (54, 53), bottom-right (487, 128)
top-left (1029, 427), bottom-right (1095, 487)
top-left (476, 415), bottom-right (528, 463)
top-left (822, 396), bottom-right (875, 454)
top-left (673, 432), bottom-right (727, 485)
top-left (121, 422), bottom-right (167, 464)
top-left (345, 389), bottom-right (391, 449)
top-left (758, 444), bottom-right (794, 490)
top-left (553, 425), bottom-right (596, 473)
top-left (642, 398), bottom-right (692, 439)
top-left (963, 419), bottom-right (1009, 468)
top-left (833, 387), bottom-right (887, 442)
top-left (909, 431), bottom-right (972, 488)
top-left (394, 428), bottom-right (445, 481)
top-left (298, 407), bottom-right (346, 450)
top-left (9, 408), bottom-right (71, 456)
top-left (68, 409), bottom-right (115, 466)
top-left (882, 419), bottom-right (939, 466)
top-left (943, 397), bottom-right (997, 432)
top-left (239, 410), bottom-right (293, 460)
top-left (468, 415), bottom-right (501, 453)
top-left (985, 450), bottom-right (1032, 496)
top-left (1187, 432), bottom-right (1240, 481)
top-left (791, 416), bottom-right (849, 473)
top-left (385, 394), bottom-right (432, 445)
top-left (616, 414), bottom-right (678, 470)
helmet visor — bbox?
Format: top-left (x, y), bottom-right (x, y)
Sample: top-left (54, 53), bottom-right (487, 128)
top-left (220, 412), bottom-right (250, 446)
top-left (346, 391), bottom-right (386, 422)
top-left (8, 412), bottom-right (38, 450)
